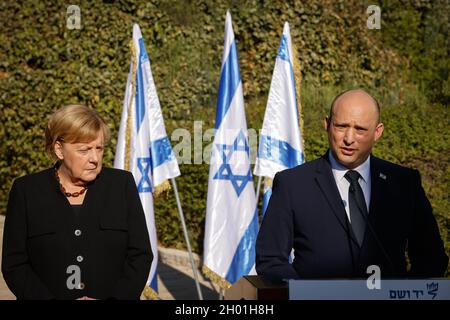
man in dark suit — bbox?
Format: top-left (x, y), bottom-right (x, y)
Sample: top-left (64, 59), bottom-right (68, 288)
top-left (256, 89), bottom-right (448, 280)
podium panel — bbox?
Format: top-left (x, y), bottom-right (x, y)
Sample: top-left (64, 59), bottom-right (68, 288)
top-left (289, 279), bottom-right (450, 300)
top-left (226, 276), bottom-right (450, 300)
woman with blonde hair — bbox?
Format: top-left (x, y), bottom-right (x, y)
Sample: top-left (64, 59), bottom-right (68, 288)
top-left (2, 105), bottom-right (152, 300)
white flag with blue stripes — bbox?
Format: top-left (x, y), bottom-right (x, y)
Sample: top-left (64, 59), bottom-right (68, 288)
top-left (203, 11), bottom-right (258, 288)
top-left (114, 24), bottom-right (180, 298)
top-left (254, 22), bottom-right (305, 216)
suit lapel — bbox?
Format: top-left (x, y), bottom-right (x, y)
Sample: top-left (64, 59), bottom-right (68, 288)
top-left (368, 156), bottom-right (385, 228)
top-left (46, 167), bottom-right (72, 216)
top-left (41, 168), bottom-right (69, 234)
top-left (79, 169), bottom-right (103, 221)
top-left (356, 156), bottom-right (388, 272)
top-left (314, 154), bottom-right (359, 246)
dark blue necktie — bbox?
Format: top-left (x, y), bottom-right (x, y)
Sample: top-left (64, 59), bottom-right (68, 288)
top-left (344, 170), bottom-right (367, 246)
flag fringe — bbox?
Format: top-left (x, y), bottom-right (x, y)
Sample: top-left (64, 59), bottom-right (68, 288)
top-left (291, 41), bottom-right (306, 160)
top-left (142, 286), bottom-right (159, 300)
top-left (125, 40), bottom-right (138, 171)
top-left (153, 179), bottom-right (171, 197)
top-left (263, 177), bottom-right (273, 189)
top-left (202, 265), bottom-right (232, 290)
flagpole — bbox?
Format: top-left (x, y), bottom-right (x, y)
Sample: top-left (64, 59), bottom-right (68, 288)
top-left (255, 175), bottom-right (262, 208)
top-left (170, 178), bottom-right (204, 300)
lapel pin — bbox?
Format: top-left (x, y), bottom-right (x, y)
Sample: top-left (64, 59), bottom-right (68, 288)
top-left (379, 173), bottom-right (386, 180)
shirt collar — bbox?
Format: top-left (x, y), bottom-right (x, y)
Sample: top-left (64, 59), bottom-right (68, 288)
top-left (328, 150), bottom-right (371, 183)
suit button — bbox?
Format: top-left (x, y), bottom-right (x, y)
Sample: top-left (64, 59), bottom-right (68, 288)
top-left (74, 229), bottom-right (82, 236)
top-left (77, 282), bottom-right (85, 290)
top-left (76, 255), bottom-right (84, 263)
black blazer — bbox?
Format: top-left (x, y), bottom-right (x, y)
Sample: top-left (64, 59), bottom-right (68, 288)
top-left (256, 153), bottom-right (448, 280)
top-left (2, 167), bottom-right (152, 299)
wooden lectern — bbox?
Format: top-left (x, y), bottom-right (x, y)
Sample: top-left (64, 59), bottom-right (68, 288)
top-left (225, 275), bottom-right (288, 300)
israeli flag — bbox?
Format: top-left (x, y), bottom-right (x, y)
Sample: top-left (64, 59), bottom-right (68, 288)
top-left (254, 22), bottom-right (305, 216)
top-left (114, 24), bottom-right (180, 298)
top-left (203, 11), bottom-right (258, 288)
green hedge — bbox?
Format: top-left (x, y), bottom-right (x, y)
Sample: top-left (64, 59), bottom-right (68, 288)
top-left (1, 0), bottom-right (448, 275)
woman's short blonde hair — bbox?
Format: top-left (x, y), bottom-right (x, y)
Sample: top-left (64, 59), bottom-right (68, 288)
top-left (45, 105), bottom-right (111, 160)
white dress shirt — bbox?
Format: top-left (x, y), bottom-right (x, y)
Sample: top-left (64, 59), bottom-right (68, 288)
top-left (329, 151), bottom-right (371, 222)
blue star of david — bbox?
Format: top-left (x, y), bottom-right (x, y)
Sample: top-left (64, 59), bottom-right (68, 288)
top-left (137, 156), bottom-right (153, 193)
top-left (213, 130), bottom-right (253, 197)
